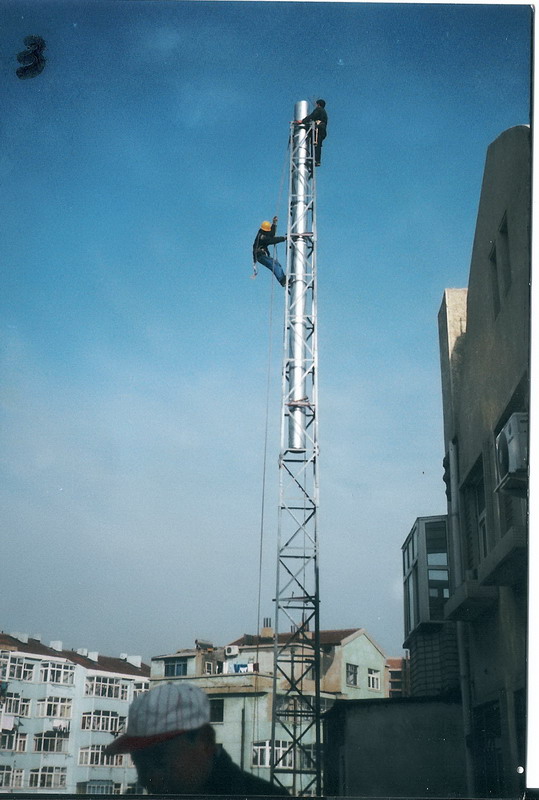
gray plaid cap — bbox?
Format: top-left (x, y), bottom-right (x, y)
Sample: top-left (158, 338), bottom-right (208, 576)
top-left (106, 682), bottom-right (210, 754)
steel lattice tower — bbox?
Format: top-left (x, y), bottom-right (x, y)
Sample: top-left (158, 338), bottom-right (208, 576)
top-left (270, 100), bottom-right (321, 797)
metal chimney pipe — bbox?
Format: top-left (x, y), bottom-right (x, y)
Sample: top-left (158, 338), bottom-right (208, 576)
top-left (288, 100), bottom-right (310, 451)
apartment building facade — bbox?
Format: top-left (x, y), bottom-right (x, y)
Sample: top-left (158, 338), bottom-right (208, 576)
top-left (385, 656), bottom-right (410, 698)
top-left (0, 632), bottom-right (149, 794)
top-left (438, 125), bottom-right (530, 797)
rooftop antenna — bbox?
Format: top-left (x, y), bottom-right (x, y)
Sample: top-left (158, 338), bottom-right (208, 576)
top-left (270, 100), bottom-right (321, 797)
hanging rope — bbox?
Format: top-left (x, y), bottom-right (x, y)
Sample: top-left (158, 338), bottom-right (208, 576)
top-left (251, 131), bottom-right (290, 751)
top-left (254, 131), bottom-right (289, 637)
top-left (275, 135), bottom-right (290, 223)
top-left (251, 245), bottom-right (276, 754)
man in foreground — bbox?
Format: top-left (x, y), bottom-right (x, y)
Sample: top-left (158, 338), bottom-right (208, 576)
top-left (105, 681), bottom-right (288, 795)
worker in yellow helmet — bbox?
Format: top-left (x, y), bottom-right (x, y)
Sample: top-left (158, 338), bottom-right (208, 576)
top-left (252, 216), bottom-right (287, 287)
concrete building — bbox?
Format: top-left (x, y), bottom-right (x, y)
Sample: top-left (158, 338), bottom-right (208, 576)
top-left (323, 695), bottom-right (467, 797)
top-left (0, 632), bottom-right (149, 794)
top-left (150, 627), bottom-right (390, 794)
top-left (385, 656), bottom-right (410, 698)
top-left (402, 515), bottom-right (460, 697)
top-left (438, 125), bottom-right (530, 797)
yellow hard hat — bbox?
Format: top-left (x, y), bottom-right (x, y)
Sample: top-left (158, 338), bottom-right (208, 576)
top-left (261, 220), bottom-right (272, 231)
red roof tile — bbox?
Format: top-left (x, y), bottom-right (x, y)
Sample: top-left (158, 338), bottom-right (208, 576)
top-left (228, 628), bottom-right (363, 648)
top-left (0, 633), bottom-right (150, 677)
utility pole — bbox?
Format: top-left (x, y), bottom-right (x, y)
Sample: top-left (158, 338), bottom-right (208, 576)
top-left (271, 100), bottom-right (321, 797)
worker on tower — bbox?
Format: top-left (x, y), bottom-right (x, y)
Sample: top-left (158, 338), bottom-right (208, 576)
top-left (295, 99), bottom-right (328, 166)
top-left (253, 216), bottom-right (287, 287)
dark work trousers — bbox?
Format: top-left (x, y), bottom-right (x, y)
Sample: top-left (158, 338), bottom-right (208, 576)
top-left (314, 124), bottom-right (327, 164)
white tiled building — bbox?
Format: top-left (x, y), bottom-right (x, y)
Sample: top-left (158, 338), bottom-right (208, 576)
top-left (0, 632), bottom-right (149, 794)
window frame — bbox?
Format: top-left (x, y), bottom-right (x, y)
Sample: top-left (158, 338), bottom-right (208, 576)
top-left (34, 731), bottom-right (70, 753)
top-left (36, 696), bottom-right (72, 718)
top-left (345, 662), bottom-right (358, 687)
top-left (0, 767), bottom-right (24, 789)
top-left (29, 766), bottom-right (67, 789)
top-left (367, 668), bottom-right (381, 691)
top-left (79, 744), bottom-right (126, 767)
top-left (3, 692), bottom-right (31, 717)
top-left (85, 675), bottom-right (128, 699)
top-left (1, 732), bottom-right (27, 752)
top-left (0, 653), bottom-right (35, 682)
top-left (81, 709), bottom-right (125, 733)
top-left (209, 697), bottom-right (224, 723)
top-left (252, 739), bottom-right (293, 770)
top-left (39, 661), bottom-right (75, 685)
top-left (164, 658), bottom-right (188, 677)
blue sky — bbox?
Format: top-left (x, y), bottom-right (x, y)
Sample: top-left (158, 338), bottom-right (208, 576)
top-left (1, 1), bottom-right (532, 662)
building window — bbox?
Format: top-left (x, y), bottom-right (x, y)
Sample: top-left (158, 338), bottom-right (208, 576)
top-left (34, 732), bottom-right (69, 753)
top-left (3, 692), bottom-right (31, 717)
top-left (403, 526), bottom-right (418, 572)
top-left (85, 675), bottom-right (128, 699)
top-left (209, 698), bottom-right (224, 723)
top-left (476, 475), bottom-right (488, 559)
top-left (77, 781), bottom-right (123, 795)
top-left (0, 653), bottom-right (35, 682)
top-left (462, 465), bottom-right (487, 572)
top-left (276, 695), bottom-right (315, 722)
top-left (252, 740), bottom-right (293, 769)
top-left (0, 764), bottom-right (24, 789)
top-left (29, 766), bottom-right (67, 789)
top-left (36, 696), bottom-right (72, 718)
top-left (489, 244), bottom-right (501, 317)
top-left (403, 527), bottom-right (417, 572)
top-left (299, 743), bottom-right (318, 771)
top-left (428, 568), bottom-right (450, 620)
top-left (404, 564), bottom-right (419, 636)
top-left (82, 710), bottom-right (125, 733)
top-left (204, 661), bottom-right (213, 675)
top-left (0, 767), bottom-right (23, 789)
top-left (367, 668), bottom-right (381, 691)
top-left (253, 741), bottom-right (270, 768)
top-left (0, 767), bottom-right (11, 788)
top-left (389, 667), bottom-right (403, 697)
top-left (39, 661), bottom-right (75, 685)
top-left (320, 697), bottom-right (335, 714)
top-left (12, 769), bottom-right (23, 788)
top-left (275, 740), bottom-right (294, 769)
top-left (345, 663), bottom-right (358, 686)
top-left (426, 520), bottom-right (448, 566)
top-left (0, 732), bottom-right (27, 752)
top-left (79, 745), bottom-right (126, 767)
top-left (133, 681), bottom-right (149, 697)
top-left (125, 782), bottom-right (145, 795)
top-left (498, 214), bottom-right (512, 294)
top-left (164, 658), bottom-right (188, 677)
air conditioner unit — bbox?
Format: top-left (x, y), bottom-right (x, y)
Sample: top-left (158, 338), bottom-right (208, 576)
top-left (495, 412), bottom-right (528, 494)
top-left (224, 645), bottom-right (239, 658)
